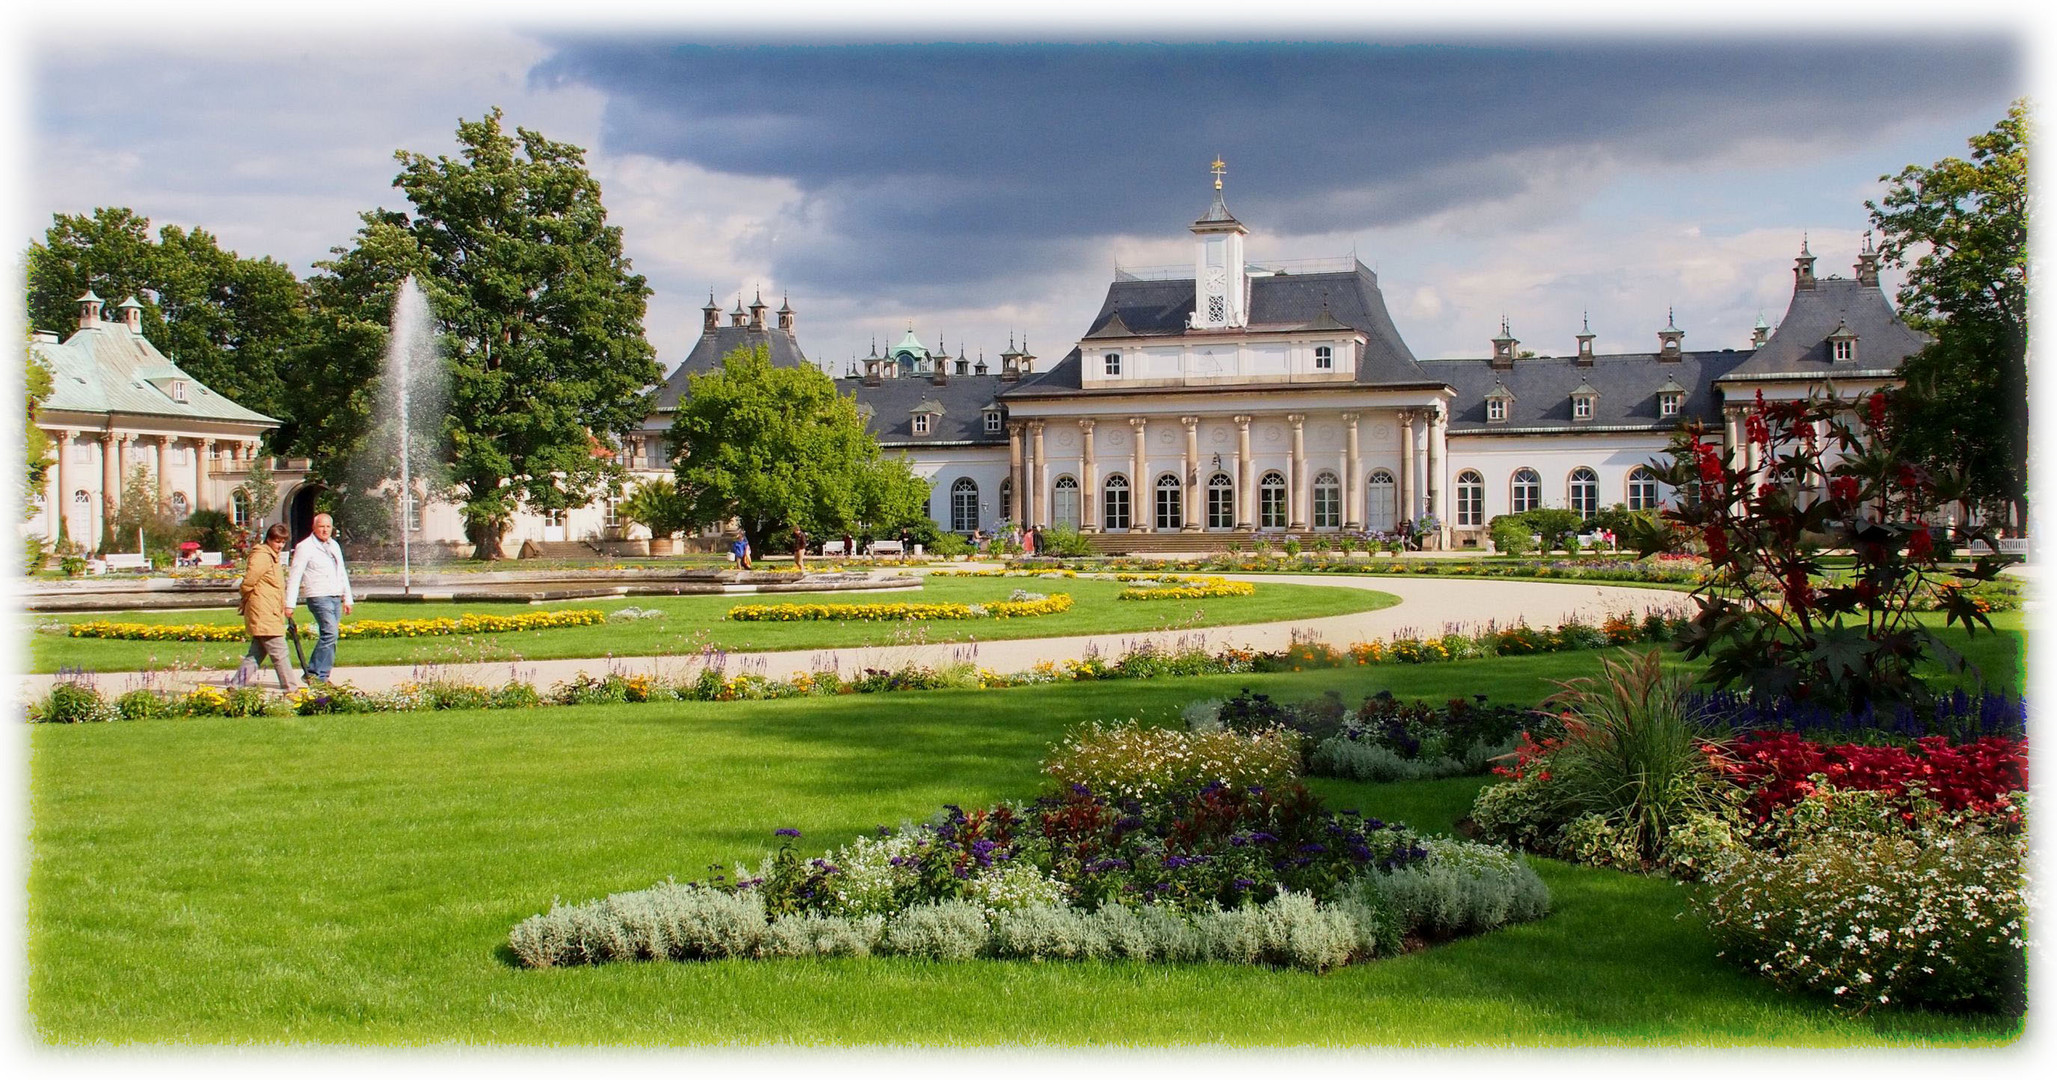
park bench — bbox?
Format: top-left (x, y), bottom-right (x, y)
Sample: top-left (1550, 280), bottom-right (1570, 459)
top-left (867, 539), bottom-right (904, 558)
top-left (1998, 538), bottom-right (2030, 556)
top-left (103, 553), bottom-right (149, 571)
top-left (199, 551), bottom-right (225, 566)
top-left (820, 539), bottom-right (848, 557)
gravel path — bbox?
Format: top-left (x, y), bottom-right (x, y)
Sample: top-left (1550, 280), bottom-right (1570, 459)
top-left (17, 574), bottom-right (1694, 699)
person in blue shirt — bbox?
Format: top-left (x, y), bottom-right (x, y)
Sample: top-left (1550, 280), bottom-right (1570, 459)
top-left (729, 532), bottom-right (752, 570)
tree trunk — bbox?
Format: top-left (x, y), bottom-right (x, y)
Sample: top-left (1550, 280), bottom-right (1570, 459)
top-left (468, 516), bottom-right (509, 561)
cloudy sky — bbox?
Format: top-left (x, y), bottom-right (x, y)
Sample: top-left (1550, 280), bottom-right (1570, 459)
top-left (13, 7), bottom-right (2027, 380)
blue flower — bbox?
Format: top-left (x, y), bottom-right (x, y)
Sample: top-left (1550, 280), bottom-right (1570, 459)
top-left (774, 828), bottom-right (802, 838)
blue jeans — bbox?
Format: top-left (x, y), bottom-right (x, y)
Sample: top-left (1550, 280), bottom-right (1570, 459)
top-left (305, 595), bottom-right (343, 680)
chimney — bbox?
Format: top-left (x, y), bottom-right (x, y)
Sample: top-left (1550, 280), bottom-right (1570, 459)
top-left (118, 296), bottom-right (144, 333)
top-left (777, 294), bottom-right (794, 331)
top-left (747, 290), bottom-right (767, 331)
top-left (1489, 316), bottom-right (1517, 369)
top-left (1794, 235), bottom-right (1817, 291)
top-left (1855, 231), bottom-right (1881, 287)
top-left (702, 291), bottom-right (720, 334)
top-left (1575, 312), bottom-right (1595, 365)
top-left (76, 289), bottom-right (103, 329)
top-left (1657, 307), bottom-right (1684, 362)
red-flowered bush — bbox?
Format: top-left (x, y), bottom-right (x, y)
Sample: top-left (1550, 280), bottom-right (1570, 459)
top-left (1724, 730), bottom-right (2026, 822)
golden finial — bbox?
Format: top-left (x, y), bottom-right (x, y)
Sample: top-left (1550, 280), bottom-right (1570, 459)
top-left (1211, 156), bottom-right (1226, 190)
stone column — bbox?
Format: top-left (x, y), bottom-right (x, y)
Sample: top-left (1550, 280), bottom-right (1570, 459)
top-left (1429, 405), bottom-right (1449, 544)
top-left (196, 438), bottom-right (215, 512)
top-left (1287, 413), bottom-right (1307, 531)
top-left (1342, 412), bottom-right (1362, 531)
top-left (52, 430), bottom-right (71, 543)
top-left (1394, 410), bottom-right (1414, 525)
top-left (1234, 415), bottom-right (1254, 529)
top-left (1079, 419), bottom-right (1098, 532)
top-left (1129, 417), bottom-right (1147, 531)
top-left (101, 432), bottom-right (124, 547)
top-left (1007, 423), bottom-right (1025, 524)
top-left (1028, 421), bottom-right (1047, 527)
top-left (1179, 416), bottom-right (1201, 531)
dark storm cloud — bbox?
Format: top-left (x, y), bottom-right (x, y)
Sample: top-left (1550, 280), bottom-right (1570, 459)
top-left (532, 39), bottom-right (2016, 297)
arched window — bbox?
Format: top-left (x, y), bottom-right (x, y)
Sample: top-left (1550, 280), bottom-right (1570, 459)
top-left (1569, 467), bottom-right (1599, 519)
top-left (170, 492), bottom-right (190, 521)
top-left (230, 489), bottom-right (250, 527)
top-left (950, 477), bottom-right (980, 533)
top-left (1102, 474), bottom-right (1131, 531)
top-left (1512, 468), bottom-right (1542, 513)
top-left (1154, 473), bottom-right (1183, 531)
top-left (1366, 470), bottom-right (1396, 532)
top-left (998, 478), bottom-right (1014, 523)
top-left (1259, 471), bottom-right (1287, 529)
top-left (1206, 472), bottom-right (1235, 529)
top-left (1312, 470), bottom-right (1341, 529)
top-left (1456, 470), bottom-right (1484, 526)
top-left (1627, 466), bottom-right (1660, 512)
top-left (74, 489), bottom-right (90, 508)
top-left (1052, 475), bottom-right (1081, 530)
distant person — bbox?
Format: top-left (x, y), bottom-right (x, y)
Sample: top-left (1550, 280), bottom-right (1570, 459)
top-left (841, 531), bottom-right (853, 561)
top-left (970, 528), bottom-right (985, 553)
top-left (234, 523), bottom-right (300, 692)
top-left (1023, 525), bottom-right (1038, 558)
top-left (730, 532), bottom-right (753, 570)
top-left (285, 512), bottom-right (353, 683)
top-left (791, 524), bottom-right (807, 572)
top-left (898, 527), bottom-right (911, 564)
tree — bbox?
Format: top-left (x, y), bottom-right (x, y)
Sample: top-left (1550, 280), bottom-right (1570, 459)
top-left (237, 456), bottom-right (279, 545)
top-left (297, 109), bottom-right (660, 559)
top-left (670, 344), bottom-right (932, 554)
top-left (1867, 100), bottom-right (2028, 534)
top-left (25, 208), bottom-right (309, 420)
top-left (23, 342), bottom-right (53, 519)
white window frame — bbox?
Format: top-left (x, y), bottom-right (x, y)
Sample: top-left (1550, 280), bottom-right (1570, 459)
top-left (913, 413), bottom-right (931, 435)
top-left (1102, 474), bottom-right (1130, 531)
top-left (1660, 393), bottom-right (1681, 417)
top-left (1572, 396), bottom-right (1594, 420)
top-left (984, 410), bottom-right (1002, 434)
top-left (1154, 473), bottom-right (1183, 531)
top-left (1487, 398), bottom-right (1507, 423)
top-left (950, 477), bottom-right (980, 533)
top-left (1103, 352), bottom-right (1122, 376)
top-left (1312, 470), bottom-right (1341, 529)
top-left (1569, 467), bottom-right (1599, 519)
top-left (1313, 345), bottom-right (1333, 371)
top-left (1512, 468), bottom-right (1542, 514)
top-left (1455, 470), bottom-right (1484, 527)
top-left (1627, 467), bottom-right (1660, 511)
top-left (1833, 339), bottom-right (1854, 361)
top-left (1259, 472), bottom-right (1287, 530)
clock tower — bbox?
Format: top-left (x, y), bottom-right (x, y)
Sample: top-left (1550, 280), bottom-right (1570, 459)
top-left (1189, 157), bottom-right (1248, 330)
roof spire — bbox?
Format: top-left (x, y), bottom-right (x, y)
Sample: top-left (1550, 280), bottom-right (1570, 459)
top-left (1800, 233), bottom-right (1811, 257)
top-left (1211, 155), bottom-right (1226, 191)
top-left (1581, 310), bottom-right (1591, 334)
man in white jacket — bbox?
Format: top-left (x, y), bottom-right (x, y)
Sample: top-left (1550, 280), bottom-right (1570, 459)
top-left (285, 512), bottom-right (354, 682)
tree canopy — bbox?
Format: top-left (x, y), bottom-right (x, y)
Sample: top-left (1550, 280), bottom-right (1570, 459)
top-left (297, 108), bottom-right (660, 558)
top-left (25, 207), bottom-right (309, 421)
top-left (669, 344), bottom-right (932, 553)
top-left (23, 342), bottom-right (54, 523)
top-left (1867, 100), bottom-right (2029, 532)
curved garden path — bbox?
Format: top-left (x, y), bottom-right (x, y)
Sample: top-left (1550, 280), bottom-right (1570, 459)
top-left (17, 573), bottom-right (1694, 698)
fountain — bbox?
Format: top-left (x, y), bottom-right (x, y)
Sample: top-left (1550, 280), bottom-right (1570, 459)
top-left (380, 277), bottom-right (447, 594)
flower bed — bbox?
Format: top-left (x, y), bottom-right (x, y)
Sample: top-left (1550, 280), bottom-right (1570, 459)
top-left (726, 592), bottom-right (1073, 621)
top-left (1116, 575), bottom-right (1256, 601)
top-left (64, 609), bottom-right (608, 643)
top-left (1720, 731), bottom-right (2026, 823)
top-left (507, 727), bottom-right (1548, 971)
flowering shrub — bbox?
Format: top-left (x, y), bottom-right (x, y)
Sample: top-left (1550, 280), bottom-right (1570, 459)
top-left (32, 678), bottom-right (115, 723)
top-left (1042, 722), bottom-right (1303, 802)
top-left (1720, 730), bottom-right (2026, 823)
top-left (1696, 796), bottom-right (2027, 1013)
top-left (67, 609), bottom-right (607, 642)
top-left (726, 593), bottom-right (1073, 621)
top-left (1692, 688), bottom-right (2025, 744)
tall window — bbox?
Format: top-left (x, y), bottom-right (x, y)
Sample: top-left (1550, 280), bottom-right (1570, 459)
top-left (543, 508), bottom-right (567, 528)
top-left (170, 492), bottom-right (189, 521)
top-left (1512, 468), bottom-right (1542, 513)
top-left (1103, 352), bottom-right (1122, 376)
top-left (1627, 466), bottom-right (1659, 511)
top-left (999, 478), bottom-right (1014, 523)
top-left (1206, 472), bottom-right (1235, 529)
top-left (1102, 474), bottom-right (1131, 531)
top-left (1366, 470), bottom-right (1396, 532)
top-left (230, 490), bottom-right (250, 527)
top-left (1314, 345), bottom-right (1333, 371)
top-left (644, 439), bottom-right (666, 470)
top-left (1154, 473), bottom-right (1183, 531)
top-left (950, 478), bottom-right (980, 533)
top-left (1569, 467), bottom-right (1599, 519)
top-left (604, 498), bottom-right (620, 529)
top-left (1052, 475), bottom-right (1081, 530)
top-left (1259, 471), bottom-right (1287, 529)
top-left (1455, 470), bottom-right (1484, 526)
top-left (406, 494), bottom-right (424, 533)
top-left (1312, 470), bottom-right (1341, 529)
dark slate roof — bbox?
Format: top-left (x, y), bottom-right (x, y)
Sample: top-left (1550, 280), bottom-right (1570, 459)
top-left (651, 324), bottom-right (812, 411)
top-left (1721, 276), bottom-right (1925, 380)
top-left (1004, 264), bottom-right (1432, 396)
top-left (844, 373), bottom-right (1012, 446)
top-left (1426, 350), bottom-right (1753, 433)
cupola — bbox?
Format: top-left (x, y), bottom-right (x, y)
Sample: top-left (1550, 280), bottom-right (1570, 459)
top-left (1751, 312), bottom-right (1770, 349)
top-left (747, 290), bottom-right (768, 331)
top-left (1187, 157), bottom-right (1248, 330)
top-left (117, 295), bottom-right (144, 333)
top-left (1657, 308), bottom-right (1684, 361)
top-left (76, 289), bottom-right (103, 328)
top-left (1490, 316), bottom-right (1518, 369)
top-left (1575, 312), bottom-right (1595, 365)
top-left (702, 291), bottom-right (721, 334)
top-left (777, 294), bottom-right (795, 331)
top-left (1793, 235), bottom-right (1817, 291)
top-left (1855, 231), bottom-right (1881, 288)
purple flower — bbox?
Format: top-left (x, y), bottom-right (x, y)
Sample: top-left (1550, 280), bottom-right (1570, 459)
top-left (774, 828), bottom-right (802, 838)
top-left (1249, 831), bottom-right (1278, 844)
top-left (1299, 843), bottom-right (1327, 854)
top-left (1233, 877), bottom-right (1256, 890)
top-left (1228, 835), bottom-right (1249, 847)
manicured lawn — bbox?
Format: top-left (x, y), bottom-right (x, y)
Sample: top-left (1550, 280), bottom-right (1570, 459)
top-left (24, 575), bottom-right (1398, 674)
top-left (28, 649), bottom-right (2024, 1046)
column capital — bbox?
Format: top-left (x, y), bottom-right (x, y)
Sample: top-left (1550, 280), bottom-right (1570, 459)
top-left (1179, 414), bottom-right (1200, 429)
top-left (1027, 419), bottom-right (1046, 435)
top-left (1077, 418), bottom-right (1095, 433)
top-left (1395, 407), bottom-right (1416, 424)
top-left (1233, 414), bottom-right (1253, 427)
top-left (1286, 413), bottom-right (1306, 427)
top-left (1340, 410), bottom-right (1361, 423)
top-left (156, 433), bottom-right (175, 447)
top-left (1129, 416), bottom-right (1147, 429)
top-left (53, 428), bottom-right (72, 446)
top-left (1007, 420), bottom-right (1027, 437)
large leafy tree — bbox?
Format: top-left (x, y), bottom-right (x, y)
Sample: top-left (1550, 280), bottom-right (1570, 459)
top-left (23, 342), bottom-right (54, 521)
top-left (298, 108), bottom-right (660, 558)
top-left (25, 207), bottom-right (308, 420)
top-left (1867, 100), bottom-right (2029, 533)
top-left (670, 344), bottom-right (932, 554)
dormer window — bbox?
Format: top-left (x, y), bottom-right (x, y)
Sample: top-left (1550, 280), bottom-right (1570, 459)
top-left (1104, 352), bottom-right (1122, 376)
top-left (170, 380), bottom-right (187, 403)
top-left (1826, 319), bottom-right (1858, 363)
top-left (984, 410), bottom-right (1002, 434)
top-left (1573, 397), bottom-right (1593, 420)
top-left (913, 414), bottom-right (931, 435)
top-left (1314, 345), bottom-right (1333, 371)
top-left (1487, 399), bottom-right (1507, 423)
top-left (1660, 392), bottom-right (1682, 417)
top-left (1833, 339), bottom-right (1854, 361)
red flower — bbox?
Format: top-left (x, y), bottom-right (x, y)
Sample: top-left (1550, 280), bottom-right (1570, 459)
top-left (1746, 412), bottom-right (1770, 446)
top-left (1867, 390), bottom-right (1889, 430)
top-left (1906, 526), bottom-right (1933, 561)
top-left (1782, 566), bottom-right (1812, 609)
top-left (1829, 475), bottom-right (1860, 504)
top-left (1704, 526), bottom-right (1729, 562)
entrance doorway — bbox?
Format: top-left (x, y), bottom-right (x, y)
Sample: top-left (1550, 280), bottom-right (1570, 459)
top-left (289, 485), bottom-right (325, 546)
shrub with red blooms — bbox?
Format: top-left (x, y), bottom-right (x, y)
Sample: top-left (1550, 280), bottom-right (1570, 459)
top-left (1637, 386), bottom-right (2006, 711)
top-left (1722, 730), bottom-right (2026, 823)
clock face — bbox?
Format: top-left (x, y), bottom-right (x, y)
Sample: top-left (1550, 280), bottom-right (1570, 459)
top-left (1204, 267), bottom-right (1227, 292)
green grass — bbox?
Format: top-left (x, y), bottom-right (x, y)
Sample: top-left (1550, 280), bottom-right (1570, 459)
top-left (28, 650), bottom-right (2025, 1046)
top-left (25, 576), bottom-right (1398, 674)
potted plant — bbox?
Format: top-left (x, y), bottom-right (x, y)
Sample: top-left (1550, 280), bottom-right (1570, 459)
top-left (618, 478), bottom-right (695, 557)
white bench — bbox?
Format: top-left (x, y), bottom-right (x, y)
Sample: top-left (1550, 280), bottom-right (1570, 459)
top-left (103, 553), bottom-right (148, 571)
top-left (199, 551), bottom-right (225, 566)
top-left (1999, 538), bottom-right (2030, 556)
top-left (820, 540), bottom-right (848, 557)
top-left (867, 539), bottom-right (904, 558)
